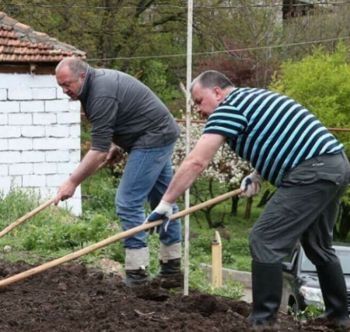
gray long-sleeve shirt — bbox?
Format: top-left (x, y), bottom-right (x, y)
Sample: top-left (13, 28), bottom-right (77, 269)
top-left (79, 68), bottom-right (180, 152)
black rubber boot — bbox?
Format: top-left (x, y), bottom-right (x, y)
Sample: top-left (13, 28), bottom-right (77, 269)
top-left (248, 261), bottom-right (282, 327)
top-left (316, 261), bottom-right (350, 328)
top-left (154, 258), bottom-right (182, 289)
top-left (124, 268), bottom-right (150, 288)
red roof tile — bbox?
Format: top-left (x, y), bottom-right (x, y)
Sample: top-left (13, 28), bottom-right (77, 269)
top-left (0, 11), bottom-right (85, 63)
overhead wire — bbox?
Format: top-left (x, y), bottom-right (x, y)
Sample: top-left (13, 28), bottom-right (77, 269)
top-left (86, 36), bottom-right (350, 62)
top-left (1, 0), bottom-right (350, 10)
top-left (1, 0), bottom-right (350, 62)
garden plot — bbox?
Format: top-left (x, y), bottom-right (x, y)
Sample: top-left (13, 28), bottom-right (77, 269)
top-left (0, 260), bottom-right (337, 331)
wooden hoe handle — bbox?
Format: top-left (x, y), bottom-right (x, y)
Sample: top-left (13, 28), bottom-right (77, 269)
top-left (0, 188), bottom-right (242, 288)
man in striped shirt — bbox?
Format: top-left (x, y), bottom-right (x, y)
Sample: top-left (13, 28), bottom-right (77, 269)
top-left (147, 70), bottom-right (350, 328)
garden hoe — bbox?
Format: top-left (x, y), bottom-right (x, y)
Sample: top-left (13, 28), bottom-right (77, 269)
top-left (0, 188), bottom-right (243, 288)
top-left (0, 160), bottom-right (109, 239)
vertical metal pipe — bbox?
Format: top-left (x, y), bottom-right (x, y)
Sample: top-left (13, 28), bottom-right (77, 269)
top-left (184, 0), bottom-right (193, 296)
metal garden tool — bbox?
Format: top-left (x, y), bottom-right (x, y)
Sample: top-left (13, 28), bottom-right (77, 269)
top-left (0, 188), bottom-right (243, 288)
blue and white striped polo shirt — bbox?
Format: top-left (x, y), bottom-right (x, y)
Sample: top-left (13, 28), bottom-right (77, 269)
top-left (203, 87), bottom-right (344, 186)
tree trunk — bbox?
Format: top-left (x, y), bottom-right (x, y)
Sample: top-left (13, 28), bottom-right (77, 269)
top-left (244, 197), bottom-right (253, 220)
top-left (257, 189), bottom-right (271, 207)
top-left (231, 196), bottom-right (239, 216)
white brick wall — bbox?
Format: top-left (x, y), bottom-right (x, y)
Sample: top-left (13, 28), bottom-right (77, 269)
top-left (0, 73), bottom-right (81, 215)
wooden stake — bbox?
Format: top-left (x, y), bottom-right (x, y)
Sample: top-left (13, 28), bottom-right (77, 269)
top-left (211, 230), bottom-right (222, 288)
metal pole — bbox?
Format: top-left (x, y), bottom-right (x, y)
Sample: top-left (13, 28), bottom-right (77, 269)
top-left (184, 0), bottom-right (193, 296)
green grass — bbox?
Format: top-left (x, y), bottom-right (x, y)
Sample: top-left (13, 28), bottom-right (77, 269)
top-left (0, 176), bottom-right (264, 300)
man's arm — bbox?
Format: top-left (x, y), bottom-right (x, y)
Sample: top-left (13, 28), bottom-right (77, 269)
top-left (54, 149), bottom-right (107, 204)
top-left (163, 133), bottom-right (225, 203)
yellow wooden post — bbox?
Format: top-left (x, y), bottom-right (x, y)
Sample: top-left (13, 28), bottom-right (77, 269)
top-left (211, 230), bottom-right (222, 288)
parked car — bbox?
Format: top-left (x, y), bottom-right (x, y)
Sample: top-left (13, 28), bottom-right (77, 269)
top-left (281, 244), bottom-right (350, 314)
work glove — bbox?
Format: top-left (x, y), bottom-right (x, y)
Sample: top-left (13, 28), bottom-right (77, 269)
top-left (240, 171), bottom-right (262, 197)
top-left (145, 200), bottom-right (173, 233)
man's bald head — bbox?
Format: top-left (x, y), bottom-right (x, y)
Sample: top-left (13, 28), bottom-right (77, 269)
top-left (56, 57), bottom-right (88, 78)
top-left (55, 57), bottom-right (88, 100)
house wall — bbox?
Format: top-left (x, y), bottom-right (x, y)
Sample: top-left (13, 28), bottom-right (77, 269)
top-left (0, 73), bottom-right (82, 215)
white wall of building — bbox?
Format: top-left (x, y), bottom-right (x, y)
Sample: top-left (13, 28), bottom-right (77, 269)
top-left (0, 73), bottom-right (82, 215)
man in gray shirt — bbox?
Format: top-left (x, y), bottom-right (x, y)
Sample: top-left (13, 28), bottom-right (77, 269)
top-left (54, 57), bottom-right (182, 287)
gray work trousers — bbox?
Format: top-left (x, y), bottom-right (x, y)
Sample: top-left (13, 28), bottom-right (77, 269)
top-left (249, 151), bottom-right (350, 264)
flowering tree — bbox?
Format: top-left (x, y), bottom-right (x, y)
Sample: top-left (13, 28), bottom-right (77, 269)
top-left (109, 120), bottom-right (253, 227)
top-left (172, 122), bottom-right (252, 227)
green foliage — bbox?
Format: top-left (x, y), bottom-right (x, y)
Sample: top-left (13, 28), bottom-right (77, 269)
top-left (81, 168), bottom-right (118, 220)
top-left (342, 187), bottom-right (350, 205)
top-left (0, 185), bottom-right (252, 300)
top-left (189, 208), bottom-right (254, 273)
top-left (270, 43), bottom-right (350, 128)
top-left (270, 45), bottom-right (350, 240)
top-left (0, 189), bottom-right (117, 257)
top-left (189, 264), bottom-right (243, 299)
top-left (0, 0), bottom-right (187, 104)
top-left (294, 305), bottom-right (323, 321)
top-left (0, 188), bottom-right (40, 227)
top-left (133, 60), bottom-right (182, 103)
top-left (188, 232), bottom-right (244, 300)
top-left (222, 237), bottom-right (251, 270)
top-left (22, 213), bottom-right (113, 251)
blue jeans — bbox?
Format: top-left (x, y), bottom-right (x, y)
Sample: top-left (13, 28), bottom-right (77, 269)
top-left (115, 142), bottom-right (182, 249)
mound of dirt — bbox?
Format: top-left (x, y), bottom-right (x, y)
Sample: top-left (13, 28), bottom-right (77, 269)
top-left (0, 260), bottom-right (343, 331)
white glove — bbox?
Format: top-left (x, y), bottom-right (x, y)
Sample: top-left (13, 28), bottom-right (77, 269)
top-left (240, 172), bottom-right (262, 197)
top-left (145, 200), bottom-right (173, 232)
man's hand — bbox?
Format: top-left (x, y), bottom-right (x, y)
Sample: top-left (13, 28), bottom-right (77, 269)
top-left (53, 179), bottom-right (78, 205)
top-left (240, 172), bottom-right (262, 197)
top-left (106, 144), bottom-right (125, 165)
top-left (145, 200), bottom-right (173, 233)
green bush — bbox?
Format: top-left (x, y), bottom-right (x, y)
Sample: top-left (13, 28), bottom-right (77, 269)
top-left (270, 43), bottom-right (350, 129)
top-left (81, 168), bottom-right (118, 220)
top-left (0, 188), bottom-right (40, 227)
top-left (222, 237), bottom-right (250, 270)
top-left (0, 189), bottom-right (118, 256)
top-left (189, 263), bottom-right (243, 299)
top-left (22, 213), bottom-right (113, 251)
top-left (270, 43), bottom-right (350, 240)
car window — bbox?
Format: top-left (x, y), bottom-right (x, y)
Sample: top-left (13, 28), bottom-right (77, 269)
top-left (336, 250), bottom-right (350, 274)
top-left (301, 255), bottom-right (317, 272)
top-left (300, 248), bottom-right (350, 273)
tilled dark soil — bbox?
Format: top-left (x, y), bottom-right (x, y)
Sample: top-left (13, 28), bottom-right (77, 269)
top-left (0, 260), bottom-right (344, 331)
